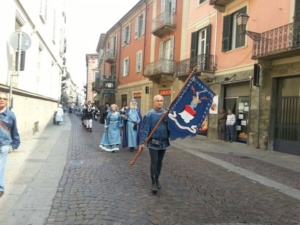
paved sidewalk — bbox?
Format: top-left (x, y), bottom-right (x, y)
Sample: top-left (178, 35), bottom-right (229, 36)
top-left (0, 115), bottom-right (71, 225)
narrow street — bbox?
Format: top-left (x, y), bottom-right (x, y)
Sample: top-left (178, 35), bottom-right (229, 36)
top-left (1, 114), bottom-right (300, 225)
top-left (46, 115), bottom-right (300, 225)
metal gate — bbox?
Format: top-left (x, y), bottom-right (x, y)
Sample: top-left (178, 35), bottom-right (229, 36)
top-left (274, 96), bottom-right (300, 155)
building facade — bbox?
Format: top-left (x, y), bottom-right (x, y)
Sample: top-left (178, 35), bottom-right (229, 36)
top-left (85, 54), bottom-right (98, 103)
top-left (0, 0), bottom-right (67, 139)
top-left (96, 0), bottom-right (300, 155)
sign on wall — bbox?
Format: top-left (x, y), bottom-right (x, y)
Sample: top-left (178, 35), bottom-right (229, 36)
top-left (209, 95), bottom-right (218, 114)
top-left (103, 80), bottom-right (115, 89)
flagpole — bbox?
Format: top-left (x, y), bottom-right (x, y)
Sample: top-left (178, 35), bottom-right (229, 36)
top-left (129, 67), bottom-right (200, 167)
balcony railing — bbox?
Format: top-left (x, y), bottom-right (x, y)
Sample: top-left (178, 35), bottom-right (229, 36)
top-left (92, 79), bottom-right (101, 91)
top-left (209, 0), bottom-right (235, 12)
top-left (105, 49), bottom-right (116, 64)
top-left (252, 22), bottom-right (300, 60)
top-left (152, 11), bottom-right (176, 37)
top-left (176, 54), bottom-right (216, 77)
top-left (144, 59), bottom-right (176, 77)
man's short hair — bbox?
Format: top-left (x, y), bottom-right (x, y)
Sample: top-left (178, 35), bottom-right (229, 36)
top-left (153, 95), bottom-right (164, 101)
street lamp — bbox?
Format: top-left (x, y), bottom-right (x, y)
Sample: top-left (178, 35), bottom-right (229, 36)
top-left (236, 12), bottom-right (264, 41)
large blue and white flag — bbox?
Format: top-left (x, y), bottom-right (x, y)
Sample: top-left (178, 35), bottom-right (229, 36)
top-left (167, 74), bottom-right (215, 140)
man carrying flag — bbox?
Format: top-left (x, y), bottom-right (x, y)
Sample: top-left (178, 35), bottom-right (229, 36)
top-left (139, 95), bottom-right (170, 194)
top-left (131, 70), bottom-right (215, 194)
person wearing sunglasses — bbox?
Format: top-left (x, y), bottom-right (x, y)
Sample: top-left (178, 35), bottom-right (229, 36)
top-left (0, 92), bottom-right (20, 198)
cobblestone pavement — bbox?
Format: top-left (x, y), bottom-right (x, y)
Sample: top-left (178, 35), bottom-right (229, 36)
top-left (201, 151), bottom-right (300, 191)
top-left (45, 115), bottom-right (300, 225)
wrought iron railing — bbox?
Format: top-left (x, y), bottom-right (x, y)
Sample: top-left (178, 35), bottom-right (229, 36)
top-left (252, 22), bottom-right (300, 59)
top-left (152, 11), bottom-right (176, 32)
top-left (176, 54), bottom-right (216, 76)
top-left (144, 59), bottom-right (176, 77)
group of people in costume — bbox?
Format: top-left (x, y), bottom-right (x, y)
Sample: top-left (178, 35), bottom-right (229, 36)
top-left (99, 99), bottom-right (142, 153)
top-left (99, 96), bottom-right (169, 194)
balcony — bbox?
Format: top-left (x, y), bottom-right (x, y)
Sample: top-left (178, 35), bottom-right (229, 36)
top-left (105, 49), bottom-right (116, 64)
top-left (209, 0), bottom-right (235, 12)
top-left (144, 59), bottom-right (176, 79)
top-left (176, 54), bottom-right (216, 77)
top-left (92, 79), bottom-right (101, 92)
top-left (252, 22), bottom-right (300, 60)
top-left (152, 11), bottom-right (176, 38)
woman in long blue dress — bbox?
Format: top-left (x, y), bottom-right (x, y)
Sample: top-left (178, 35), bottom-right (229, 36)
top-left (99, 104), bottom-right (123, 152)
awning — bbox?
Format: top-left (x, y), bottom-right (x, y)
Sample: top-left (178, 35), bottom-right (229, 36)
top-left (93, 94), bottom-right (100, 101)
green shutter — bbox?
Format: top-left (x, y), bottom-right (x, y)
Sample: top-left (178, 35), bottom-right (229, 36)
top-left (222, 15), bottom-right (232, 52)
top-left (205, 24), bottom-right (211, 70)
top-left (190, 31), bottom-right (198, 58)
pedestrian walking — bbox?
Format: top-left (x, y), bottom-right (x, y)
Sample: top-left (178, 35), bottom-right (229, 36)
top-left (0, 92), bottom-right (20, 197)
top-left (55, 104), bottom-right (64, 125)
top-left (122, 99), bottom-right (142, 152)
top-left (226, 109), bottom-right (236, 142)
top-left (83, 101), bottom-right (94, 132)
top-left (99, 104), bottom-right (123, 152)
top-left (218, 109), bottom-right (226, 141)
top-left (139, 95), bottom-right (170, 194)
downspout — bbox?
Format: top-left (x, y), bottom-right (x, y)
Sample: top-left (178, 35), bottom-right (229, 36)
top-left (213, 9), bottom-right (218, 69)
top-left (143, 0), bottom-right (148, 76)
top-left (117, 22), bottom-right (122, 103)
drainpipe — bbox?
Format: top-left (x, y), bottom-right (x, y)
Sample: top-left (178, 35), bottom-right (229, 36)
top-left (143, 0), bottom-right (148, 78)
top-left (117, 22), bottom-right (122, 104)
top-left (213, 10), bottom-right (218, 68)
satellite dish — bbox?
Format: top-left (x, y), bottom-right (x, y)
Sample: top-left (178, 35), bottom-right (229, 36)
top-left (9, 31), bottom-right (31, 51)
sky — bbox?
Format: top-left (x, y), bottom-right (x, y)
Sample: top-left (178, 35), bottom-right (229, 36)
top-left (65, 0), bottom-right (140, 87)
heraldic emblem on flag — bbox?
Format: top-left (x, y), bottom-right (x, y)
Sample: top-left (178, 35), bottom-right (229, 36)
top-left (167, 74), bottom-right (215, 140)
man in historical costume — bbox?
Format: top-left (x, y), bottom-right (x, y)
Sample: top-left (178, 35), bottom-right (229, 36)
top-left (122, 99), bottom-right (142, 152)
top-left (83, 101), bottom-right (94, 132)
top-left (0, 92), bottom-right (20, 197)
top-left (139, 95), bottom-right (170, 194)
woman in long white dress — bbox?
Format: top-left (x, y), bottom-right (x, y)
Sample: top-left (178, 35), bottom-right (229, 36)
top-left (55, 104), bottom-right (64, 125)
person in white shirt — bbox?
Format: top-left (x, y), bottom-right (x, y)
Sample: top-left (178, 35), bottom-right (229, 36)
top-left (226, 109), bottom-right (236, 142)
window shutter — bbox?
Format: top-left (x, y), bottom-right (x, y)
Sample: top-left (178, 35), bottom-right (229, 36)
top-left (205, 24), bottom-right (211, 70)
top-left (222, 15), bottom-right (232, 52)
top-left (190, 31), bottom-right (198, 58)
top-left (161, 0), bottom-right (166, 13)
top-left (136, 52), bottom-right (139, 72)
top-left (205, 24), bottom-right (211, 56)
top-left (135, 17), bottom-right (139, 38)
top-left (128, 23), bottom-right (131, 43)
top-left (141, 11), bottom-right (146, 36)
top-left (159, 41), bottom-right (164, 59)
top-left (169, 36), bottom-right (174, 60)
top-left (121, 59), bottom-right (124, 77)
top-left (126, 58), bottom-right (130, 76)
top-left (139, 51), bottom-right (143, 72)
top-left (171, 0), bottom-right (176, 14)
top-left (122, 27), bottom-right (125, 46)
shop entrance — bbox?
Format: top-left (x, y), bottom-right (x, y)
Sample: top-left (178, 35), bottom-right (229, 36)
top-left (225, 82), bottom-right (250, 143)
top-left (274, 76), bottom-right (300, 155)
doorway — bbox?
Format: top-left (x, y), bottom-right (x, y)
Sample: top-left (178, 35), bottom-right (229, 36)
top-left (274, 76), bottom-right (300, 155)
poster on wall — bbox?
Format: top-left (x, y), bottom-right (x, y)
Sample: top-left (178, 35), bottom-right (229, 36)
top-left (209, 95), bottom-right (218, 114)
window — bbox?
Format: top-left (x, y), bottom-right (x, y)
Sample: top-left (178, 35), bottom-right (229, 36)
top-left (136, 51), bottom-right (143, 73)
top-left (222, 7), bottom-right (247, 52)
top-left (161, 0), bottom-right (176, 14)
top-left (135, 12), bottom-right (145, 38)
top-left (159, 36), bottom-right (174, 60)
top-left (52, 9), bottom-right (56, 44)
top-left (39, 0), bottom-right (48, 23)
top-left (122, 24), bottom-right (131, 46)
top-left (190, 25), bottom-right (211, 70)
top-left (110, 65), bottom-right (116, 76)
top-left (110, 35), bottom-right (117, 57)
top-left (199, 0), bottom-right (206, 4)
top-left (122, 58), bottom-right (130, 77)
top-left (94, 71), bottom-right (100, 82)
